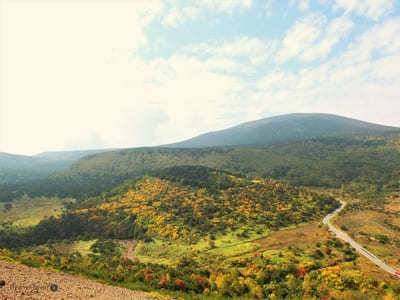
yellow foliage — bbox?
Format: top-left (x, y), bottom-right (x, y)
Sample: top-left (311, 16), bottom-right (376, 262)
top-left (215, 273), bottom-right (228, 290)
top-left (60, 256), bottom-right (68, 265)
top-left (383, 293), bottom-right (397, 300)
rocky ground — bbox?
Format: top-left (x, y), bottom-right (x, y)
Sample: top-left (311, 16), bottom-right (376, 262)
top-left (0, 259), bottom-right (153, 300)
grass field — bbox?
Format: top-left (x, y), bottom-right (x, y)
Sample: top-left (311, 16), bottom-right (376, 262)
top-left (255, 222), bottom-right (329, 251)
top-left (334, 208), bottom-right (400, 270)
top-left (53, 240), bottom-right (96, 256)
top-left (0, 196), bottom-right (74, 227)
top-left (133, 225), bottom-right (270, 266)
top-left (132, 222), bottom-right (336, 271)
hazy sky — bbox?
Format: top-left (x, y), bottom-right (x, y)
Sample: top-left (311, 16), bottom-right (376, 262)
top-left (1, 0), bottom-right (400, 155)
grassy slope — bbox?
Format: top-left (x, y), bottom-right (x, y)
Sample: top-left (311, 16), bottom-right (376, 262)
top-left (0, 196), bottom-right (72, 227)
top-left (333, 193), bottom-right (400, 272)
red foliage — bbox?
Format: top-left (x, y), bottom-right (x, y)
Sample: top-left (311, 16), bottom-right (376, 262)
top-left (253, 251), bottom-right (262, 258)
top-left (144, 269), bottom-right (153, 281)
top-left (123, 257), bottom-right (130, 264)
top-left (175, 278), bottom-right (186, 290)
top-left (159, 276), bottom-right (168, 286)
top-left (295, 268), bottom-right (307, 277)
top-left (191, 274), bottom-right (209, 289)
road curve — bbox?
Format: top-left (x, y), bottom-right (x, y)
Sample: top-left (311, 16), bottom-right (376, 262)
top-left (323, 200), bottom-right (400, 277)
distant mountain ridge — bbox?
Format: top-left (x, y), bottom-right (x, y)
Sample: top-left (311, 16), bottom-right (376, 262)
top-left (2, 113), bottom-right (400, 199)
top-left (166, 113), bottom-right (400, 148)
top-left (0, 149), bottom-right (115, 184)
top-left (35, 149), bottom-right (116, 161)
top-left (0, 152), bottom-right (56, 170)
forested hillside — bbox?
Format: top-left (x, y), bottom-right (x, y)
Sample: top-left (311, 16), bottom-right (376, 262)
top-left (1, 166), bottom-right (399, 299)
top-left (0, 152), bottom-right (72, 184)
top-left (0, 149), bottom-right (114, 185)
top-left (34, 148), bottom-right (114, 161)
top-left (2, 134), bottom-right (400, 203)
top-left (0, 167), bottom-right (339, 248)
top-left (167, 113), bottom-right (400, 148)
top-left (2, 127), bottom-right (400, 299)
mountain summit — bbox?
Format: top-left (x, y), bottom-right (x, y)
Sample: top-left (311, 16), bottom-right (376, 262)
top-left (167, 113), bottom-right (399, 148)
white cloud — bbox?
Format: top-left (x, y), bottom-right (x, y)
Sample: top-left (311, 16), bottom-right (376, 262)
top-left (300, 16), bottom-right (354, 61)
top-left (299, 0), bottom-right (310, 11)
top-left (161, 6), bottom-right (200, 27)
top-left (125, 55), bottom-right (246, 145)
top-left (289, 0), bottom-right (310, 11)
top-left (276, 14), bottom-right (354, 63)
top-left (2, 1), bottom-right (400, 155)
top-left (334, 0), bottom-right (395, 20)
top-left (276, 14), bottom-right (326, 63)
top-left (257, 70), bottom-right (297, 91)
top-left (343, 17), bottom-right (400, 64)
top-left (264, 0), bottom-right (274, 16)
top-left (159, 0), bottom-right (253, 27)
top-left (199, 0), bottom-right (253, 12)
top-left (185, 37), bottom-right (278, 65)
top-left (257, 19), bottom-right (400, 126)
top-left (203, 57), bottom-right (248, 73)
top-left (1, 0), bottom-right (164, 154)
top-left (1, 0), bottom-right (249, 154)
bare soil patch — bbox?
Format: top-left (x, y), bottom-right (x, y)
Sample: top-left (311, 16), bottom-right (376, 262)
top-left (0, 259), bottom-right (153, 300)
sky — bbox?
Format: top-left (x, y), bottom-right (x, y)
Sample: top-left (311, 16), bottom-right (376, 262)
top-left (1, 0), bottom-right (400, 155)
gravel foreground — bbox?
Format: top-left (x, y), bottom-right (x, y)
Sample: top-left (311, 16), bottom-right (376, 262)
top-left (0, 260), bottom-right (154, 300)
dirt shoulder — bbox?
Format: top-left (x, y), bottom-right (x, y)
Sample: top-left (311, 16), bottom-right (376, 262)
top-left (0, 259), bottom-right (153, 300)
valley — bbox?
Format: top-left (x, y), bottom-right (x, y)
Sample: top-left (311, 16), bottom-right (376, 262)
top-left (3, 0), bottom-right (400, 296)
top-left (1, 114), bottom-right (400, 299)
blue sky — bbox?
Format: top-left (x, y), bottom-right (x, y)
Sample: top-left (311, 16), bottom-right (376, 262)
top-left (1, 0), bottom-right (400, 154)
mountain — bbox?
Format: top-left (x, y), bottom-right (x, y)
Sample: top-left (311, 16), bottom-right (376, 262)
top-left (0, 149), bottom-right (114, 185)
top-left (2, 117), bottom-right (400, 299)
top-left (167, 113), bottom-right (400, 148)
top-left (4, 133), bottom-right (397, 203)
top-left (2, 114), bottom-right (400, 202)
top-left (35, 149), bottom-right (115, 161)
top-left (0, 152), bottom-right (49, 170)
top-left (0, 152), bottom-right (72, 184)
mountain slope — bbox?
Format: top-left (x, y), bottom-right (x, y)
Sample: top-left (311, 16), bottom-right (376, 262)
top-left (2, 114), bottom-right (400, 202)
top-left (0, 166), bottom-right (339, 246)
top-left (0, 152), bottom-right (49, 169)
top-left (0, 152), bottom-right (72, 184)
top-left (0, 149), bottom-right (115, 185)
top-left (4, 134), bottom-right (398, 203)
top-left (167, 113), bottom-right (400, 148)
top-left (35, 148), bottom-right (115, 161)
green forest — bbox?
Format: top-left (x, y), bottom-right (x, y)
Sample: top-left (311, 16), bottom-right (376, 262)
top-left (1, 126), bottom-right (400, 299)
top-left (2, 134), bottom-right (400, 204)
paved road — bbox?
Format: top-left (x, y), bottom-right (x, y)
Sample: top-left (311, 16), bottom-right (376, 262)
top-left (323, 200), bottom-right (400, 277)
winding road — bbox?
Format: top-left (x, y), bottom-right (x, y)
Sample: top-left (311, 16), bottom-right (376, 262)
top-left (323, 200), bottom-right (400, 277)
